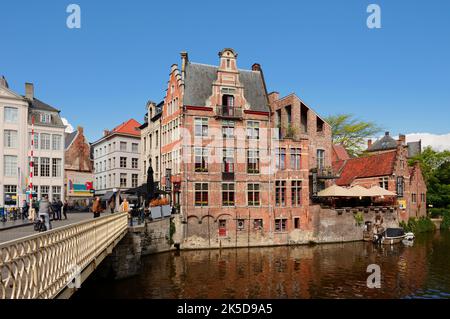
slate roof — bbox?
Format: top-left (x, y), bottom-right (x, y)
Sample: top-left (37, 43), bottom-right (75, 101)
top-left (28, 98), bottom-right (65, 128)
top-left (65, 131), bottom-right (78, 150)
top-left (334, 151), bottom-right (398, 186)
top-left (367, 132), bottom-right (398, 152)
top-left (183, 62), bottom-right (270, 112)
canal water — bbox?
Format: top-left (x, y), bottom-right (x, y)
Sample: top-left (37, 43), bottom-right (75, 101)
top-left (74, 231), bottom-right (450, 299)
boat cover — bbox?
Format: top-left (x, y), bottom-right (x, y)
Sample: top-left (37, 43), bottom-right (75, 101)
top-left (385, 228), bottom-right (405, 237)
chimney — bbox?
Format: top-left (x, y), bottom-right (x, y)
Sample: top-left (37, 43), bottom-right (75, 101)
top-left (268, 92), bottom-right (280, 103)
top-left (398, 134), bottom-right (406, 145)
top-left (385, 131), bottom-right (390, 136)
top-left (25, 83), bottom-right (34, 100)
top-left (103, 130), bottom-right (109, 137)
top-left (0, 75), bottom-right (9, 88)
top-left (252, 63), bottom-right (261, 71)
top-left (368, 139), bottom-right (372, 149)
top-left (180, 51), bottom-right (188, 81)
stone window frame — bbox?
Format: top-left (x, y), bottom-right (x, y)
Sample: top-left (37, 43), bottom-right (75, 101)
top-left (291, 180), bottom-right (302, 207)
top-left (131, 158), bottom-right (139, 169)
top-left (40, 157), bottom-right (50, 177)
top-left (276, 148), bottom-right (286, 171)
top-left (246, 121), bottom-right (260, 140)
top-left (131, 174), bottom-right (139, 188)
top-left (194, 147), bottom-right (208, 173)
top-left (4, 107), bottom-right (18, 123)
top-left (194, 182), bottom-right (209, 207)
top-left (275, 180), bottom-right (286, 207)
top-left (120, 157), bottom-right (127, 168)
top-left (247, 183), bottom-right (261, 207)
top-left (4, 129), bottom-right (18, 148)
top-left (247, 149), bottom-right (260, 174)
top-left (52, 158), bottom-right (62, 177)
top-left (194, 117), bottom-right (208, 138)
top-left (274, 218), bottom-right (288, 232)
top-left (222, 182), bottom-right (235, 207)
top-left (317, 149), bottom-right (325, 170)
top-left (120, 173), bottom-right (127, 188)
top-left (290, 148), bottom-right (301, 170)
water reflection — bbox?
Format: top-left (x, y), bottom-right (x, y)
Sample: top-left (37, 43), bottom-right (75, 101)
top-left (75, 231), bottom-right (450, 299)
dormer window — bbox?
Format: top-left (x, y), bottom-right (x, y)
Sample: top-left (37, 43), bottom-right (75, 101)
top-left (40, 113), bottom-right (51, 123)
top-left (222, 94), bottom-right (234, 107)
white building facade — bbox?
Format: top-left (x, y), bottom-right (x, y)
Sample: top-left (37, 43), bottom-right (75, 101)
top-left (140, 101), bottom-right (162, 187)
top-left (0, 78), bottom-right (65, 207)
top-left (92, 119), bottom-right (141, 196)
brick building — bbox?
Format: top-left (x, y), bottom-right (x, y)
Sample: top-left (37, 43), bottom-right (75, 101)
top-left (333, 132), bottom-right (427, 220)
top-left (64, 126), bottom-right (94, 206)
top-left (148, 48), bottom-right (333, 248)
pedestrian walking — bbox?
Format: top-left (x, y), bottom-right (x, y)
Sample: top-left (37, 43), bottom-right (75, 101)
top-left (51, 199), bottom-right (59, 221)
top-left (92, 197), bottom-right (103, 218)
top-left (38, 195), bottom-right (52, 231)
top-left (63, 200), bottom-right (68, 220)
top-left (22, 200), bottom-right (29, 220)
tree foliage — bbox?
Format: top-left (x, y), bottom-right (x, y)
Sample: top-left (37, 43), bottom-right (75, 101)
top-left (324, 114), bottom-right (382, 157)
top-left (409, 147), bottom-right (450, 209)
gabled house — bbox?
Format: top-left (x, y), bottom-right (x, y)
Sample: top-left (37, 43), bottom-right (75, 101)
top-left (333, 132), bottom-right (427, 220)
top-left (1, 78), bottom-right (66, 206)
top-left (64, 126), bottom-right (94, 206)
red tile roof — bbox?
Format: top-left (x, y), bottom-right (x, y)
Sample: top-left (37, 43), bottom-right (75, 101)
top-left (335, 151), bottom-right (397, 186)
top-left (111, 119), bottom-right (141, 136)
top-left (332, 144), bottom-right (350, 161)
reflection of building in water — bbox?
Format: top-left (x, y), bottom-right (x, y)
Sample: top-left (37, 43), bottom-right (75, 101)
top-left (139, 242), bottom-right (429, 299)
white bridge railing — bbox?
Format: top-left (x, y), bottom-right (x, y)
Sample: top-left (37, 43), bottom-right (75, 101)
top-left (0, 212), bottom-right (128, 299)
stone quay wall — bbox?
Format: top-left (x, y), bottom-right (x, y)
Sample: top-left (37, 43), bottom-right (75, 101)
top-left (97, 207), bottom-right (400, 279)
top-left (179, 206), bottom-right (400, 250)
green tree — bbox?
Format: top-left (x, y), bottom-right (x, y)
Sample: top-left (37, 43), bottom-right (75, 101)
top-left (324, 114), bottom-right (382, 157)
top-left (409, 147), bottom-right (450, 208)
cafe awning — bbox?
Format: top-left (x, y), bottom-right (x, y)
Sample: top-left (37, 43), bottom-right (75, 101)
top-left (100, 191), bottom-right (115, 201)
top-left (367, 185), bottom-right (397, 197)
top-left (348, 185), bottom-right (372, 197)
top-left (317, 184), bottom-right (353, 197)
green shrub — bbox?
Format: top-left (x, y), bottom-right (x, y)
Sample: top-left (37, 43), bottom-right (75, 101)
top-left (441, 210), bottom-right (450, 230)
top-left (429, 208), bottom-right (445, 218)
top-left (168, 218), bottom-right (176, 245)
top-left (401, 217), bottom-right (435, 233)
top-left (354, 212), bottom-right (364, 226)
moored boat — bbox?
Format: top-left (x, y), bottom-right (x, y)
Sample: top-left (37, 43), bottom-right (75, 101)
top-left (373, 228), bottom-right (407, 245)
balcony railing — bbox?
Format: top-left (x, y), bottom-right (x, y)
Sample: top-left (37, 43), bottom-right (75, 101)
top-left (222, 163), bottom-right (235, 180)
top-left (215, 106), bottom-right (243, 119)
top-left (313, 167), bottom-right (338, 179)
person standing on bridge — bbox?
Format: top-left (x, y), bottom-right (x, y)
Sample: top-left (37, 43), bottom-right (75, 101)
top-left (38, 195), bottom-right (52, 231)
top-left (92, 197), bottom-right (103, 218)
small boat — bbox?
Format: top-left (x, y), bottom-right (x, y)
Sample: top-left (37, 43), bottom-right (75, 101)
top-left (373, 228), bottom-right (407, 245)
top-left (404, 232), bottom-right (415, 241)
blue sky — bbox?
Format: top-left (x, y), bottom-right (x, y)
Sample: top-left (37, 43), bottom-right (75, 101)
top-left (1, 0), bottom-right (449, 143)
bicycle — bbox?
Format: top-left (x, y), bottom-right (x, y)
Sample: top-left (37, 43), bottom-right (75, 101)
top-left (34, 215), bottom-right (47, 232)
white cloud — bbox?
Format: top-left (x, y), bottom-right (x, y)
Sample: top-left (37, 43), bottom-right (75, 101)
top-left (405, 133), bottom-right (450, 152)
top-left (62, 118), bottom-right (74, 133)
